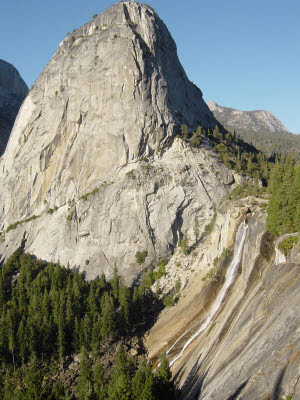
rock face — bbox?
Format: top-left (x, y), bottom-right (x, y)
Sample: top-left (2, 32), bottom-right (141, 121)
top-left (208, 100), bottom-right (287, 134)
top-left (0, 59), bottom-right (28, 155)
top-left (207, 100), bottom-right (300, 155)
top-left (0, 137), bottom-right (233, 283)
top-left (0, 1), bottom-right (227, 282)
top-left (146, 207), bottom-right (300, 400)
top-left (0, 3), bottom-right (299, 398)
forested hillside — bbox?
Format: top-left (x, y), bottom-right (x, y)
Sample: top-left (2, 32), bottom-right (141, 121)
top-left (0, 247), bottom-right (174, 399)
top-left (234, 128), bottom-right (300, 157)
top-left (0, 120), bottom-right (299, 399)
top-left (179, 124), bottom-right (271, 183)
top-left (0, 139), bottom-right (299, 400)
top-left (267, 156), bottom-right (300, 235)
top-left (207, 101), bottom-right (300, 156)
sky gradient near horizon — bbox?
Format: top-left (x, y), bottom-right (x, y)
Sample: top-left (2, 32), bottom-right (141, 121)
top-left (1, 0), bottom-right (299, 133)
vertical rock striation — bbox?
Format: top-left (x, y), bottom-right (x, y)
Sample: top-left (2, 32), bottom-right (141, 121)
top-left (0, 2), bottom-right (228, 281)
top-left (146, 209), bottom-right (300, 400)
top-left (1, 2), bottom-right (216, 215)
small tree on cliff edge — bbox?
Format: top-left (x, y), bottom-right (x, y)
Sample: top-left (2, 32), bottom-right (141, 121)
top-left (155, 353), bottom-right (175, 399)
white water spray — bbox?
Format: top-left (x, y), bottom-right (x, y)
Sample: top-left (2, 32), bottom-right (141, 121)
top-left (275, 246), bottom-right (286, 264)
top-left (168, 222), bottom-right (248, 367)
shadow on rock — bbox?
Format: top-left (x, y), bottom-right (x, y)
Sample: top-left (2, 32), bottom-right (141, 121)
top-left (226, 378), bottom-right (249, 400)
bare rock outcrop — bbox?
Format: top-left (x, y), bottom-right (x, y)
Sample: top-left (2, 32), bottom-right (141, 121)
top-left (207, 100), bottom-right (287, 134)
top-left (0, 138), bottom-right (233, 283)
top-left (146, 208), bottom-right (300, 400)
top-left (0, 2), bottom-right (226, 282)
top-left (207, 100), bottom-right (300, 155)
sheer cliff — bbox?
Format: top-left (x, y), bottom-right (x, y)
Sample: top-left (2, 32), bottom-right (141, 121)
top-left (0, 2), bottom-right (229, 282)
top-left (0, 59), bottom-right (28, 156)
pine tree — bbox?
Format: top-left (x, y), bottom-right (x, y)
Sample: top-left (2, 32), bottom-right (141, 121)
top-left (17, 317), bottom-right (28, 366)
top-left (2, 371), bottom-right (15, 400)
top-left (41, 289), bottom-right (51, 320)
top-left (28, 318), bottom-right (41, 358)
top-left (100, 293), bottom-right (116, 340)
top-left (107, 374), bottom-right (132, 400)
top-left (49, 382), bottom-right (68, 400)
top-left (107, 345), bottom-right (131, 400)
top-left (110, 265), bottom-right (119, 300)
top-left (181, 124), bottom-right (189, 141)
top-left (98, 273), bottom-right (107, 296)
top-left (88, 281), bottom-right (99, 315)
top-left (179, 232), bottom-right (189, 255)
top-left (76, 347), bottom-right (93, 400)
top-left (73, 316), bottom-right (82, 353)
top-left (157, 353), bottom-right (171, 383)
top-left (118, 279), bottom-right (131, 333)
top-left (65, 293), bottom-right (75, 353)
top-left (82, 313), bottom-right (92, 350)
top-left (190, 127), bottom-right (203, 148)
top-left (267, 158), bottom-right (283, 234)
top-left (7, 308), bottom-right (17, 371)
top-left (58, 292), bottom-right (66, 362)
top-left (91, 313), bottom-right (102, 354)
top-left (24, 354), bottom-right (45, 400)
top-left (294, 165), bottom-right (300, 231)
top-left (0, 314), bottom-right (8, 364)
top-left (212, 125), bottom-right (221, 140)
top-left (155, 353), bottom-right (174, 400)
top-left (93, 359), bottom-right (107, 400)
top-left (235, 150), bottom-right (242, 173)
top-left (267, 156), bottom-right (299, 235)
top-left (132, 357), bottom-right (154, 400)
top-left (0, 273), bottom-right (4, 309)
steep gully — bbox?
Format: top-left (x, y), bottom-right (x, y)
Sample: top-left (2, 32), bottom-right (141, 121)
top-left (164, 221), bottom-right (248, 367)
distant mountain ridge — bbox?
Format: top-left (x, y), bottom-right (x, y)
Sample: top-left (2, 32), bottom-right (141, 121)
top-left (207, 100), bottom-right (300, 156)
top-left (0, 60), bottom-right (28, 156)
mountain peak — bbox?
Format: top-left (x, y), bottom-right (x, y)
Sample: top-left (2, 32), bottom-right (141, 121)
top-left (0, 59), bottom-right (28, 98)
top-left (207, 100), bottom-right (287, 133)
top-left (0, 2), bottom-right (219, 281)
top-left (207, 99), bottom-right (217, 111)
top-left (0, 59), bottom-right (28, 155)
top-left (208, 100), bottom-right (300, 155)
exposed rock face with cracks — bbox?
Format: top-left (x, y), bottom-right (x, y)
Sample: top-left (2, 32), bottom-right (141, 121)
top-left (0, 2), bottom-right (229, 282)
top-left (207, 100), bottom-right (288, 134)
top-left (146, 207), bottom-right (300, 400)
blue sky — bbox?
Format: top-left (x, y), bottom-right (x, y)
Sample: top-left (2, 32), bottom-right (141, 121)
top-left (1, 0), bottom-right (299, 133)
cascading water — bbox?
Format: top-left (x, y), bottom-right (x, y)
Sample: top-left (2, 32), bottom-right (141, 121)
top-left (275, 246), bottom-right (286, 264)
top-left (167, 221), bottom-right (248, 367)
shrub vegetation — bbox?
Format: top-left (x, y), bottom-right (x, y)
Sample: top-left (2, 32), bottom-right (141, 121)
top-left (278, 236), bottom-right (299, 256)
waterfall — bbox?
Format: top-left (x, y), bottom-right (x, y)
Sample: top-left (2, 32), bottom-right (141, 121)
top-left (275, 246), bottom-right (286, 264)
top-left (168, 221), bottom-right (248, 367)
